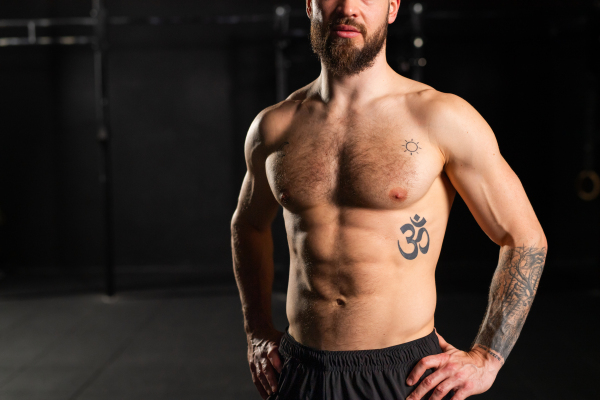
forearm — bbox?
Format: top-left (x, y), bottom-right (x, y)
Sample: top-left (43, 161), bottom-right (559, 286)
top-left (472, 236), bottom-right (547, 365)
top-left (231, 220), bottom-right (276, 336)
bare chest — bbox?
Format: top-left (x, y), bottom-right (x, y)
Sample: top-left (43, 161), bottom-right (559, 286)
top-left (265, 118), bottom-right (440, 211)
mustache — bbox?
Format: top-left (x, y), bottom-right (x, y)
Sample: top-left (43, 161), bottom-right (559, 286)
top-left (325, 18), bottom-right (367, 36)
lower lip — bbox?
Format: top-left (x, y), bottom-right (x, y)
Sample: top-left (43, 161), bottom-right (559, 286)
top-left (332, 30), bottom-right (360, 38)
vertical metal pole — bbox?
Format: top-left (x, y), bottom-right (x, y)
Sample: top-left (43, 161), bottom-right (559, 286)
top-left (92, 0), bottom-right (115, 296)
top-left (409, 2), bottom-right (424, 82)
top-left (274, 5), bottom-right (290, 102)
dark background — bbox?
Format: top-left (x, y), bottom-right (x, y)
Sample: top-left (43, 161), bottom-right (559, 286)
top-left (0, 1), bottom-right (598, 400)
top-left (1, 0), bottom-right (598, 294)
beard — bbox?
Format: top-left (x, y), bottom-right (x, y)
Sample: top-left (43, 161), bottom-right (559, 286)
top-left (310, 15), bottom-right (388, 77)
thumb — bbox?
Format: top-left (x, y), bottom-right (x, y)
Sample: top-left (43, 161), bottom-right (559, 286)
top-left (434, 328), bottom-right (453, 351)
top-left (267, 346), bottom-right (283, 373)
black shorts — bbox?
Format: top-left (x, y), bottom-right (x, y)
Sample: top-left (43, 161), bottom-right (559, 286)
top-left (269, 328), bottom-right (453, 400)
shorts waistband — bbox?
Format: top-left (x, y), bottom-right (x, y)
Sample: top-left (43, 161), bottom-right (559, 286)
top-left (279, 327), bottom-right (440, 372)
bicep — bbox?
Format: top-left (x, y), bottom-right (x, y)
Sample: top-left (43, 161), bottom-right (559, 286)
top-left (234, 169), bottom-right (280, 232)
top-left (436, 95), bottom-right (542, 246)
top-left (446, 153), bottom-right (541, 246)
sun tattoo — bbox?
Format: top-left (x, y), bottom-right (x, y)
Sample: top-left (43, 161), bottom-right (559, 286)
top-left (403, 139), bottom-right (422, 155)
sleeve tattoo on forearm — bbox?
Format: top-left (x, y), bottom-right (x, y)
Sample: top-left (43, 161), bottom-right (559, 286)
top-left (473, 245), bottom-right (547, 362)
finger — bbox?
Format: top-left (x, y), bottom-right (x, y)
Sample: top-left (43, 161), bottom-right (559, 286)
top-left (267, 346), bottom-right (283, 373)
top-left (250, 362), bottom-right (270, 399)
top-left (434, 328), bottom-right (448, 347)
top-left (406, 354), bottom-right (447, 386)
top-left (256, 360), bottom-right (273, 396)
top-left (450, 387), bottom-right (472, 400)
top-left (407, 369), bottom-right (452, 400)
top-left (428, 374), bottom-right (462, 400)
top-left (263, 359), bottom-right (280, 393)
top-left (434, 329), bottom-right (455, 352)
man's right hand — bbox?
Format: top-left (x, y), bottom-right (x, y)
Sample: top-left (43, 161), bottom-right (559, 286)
top-left (247, 328), bottom-right (284, 399)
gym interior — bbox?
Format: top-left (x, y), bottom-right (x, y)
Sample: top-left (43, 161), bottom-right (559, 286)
top-left (0, 1), bottom-right (598, 399)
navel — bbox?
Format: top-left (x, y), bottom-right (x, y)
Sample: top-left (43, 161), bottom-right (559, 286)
top-left (389, 187), bottom-right (408, 201)
top-left (336, 298), bottom-right (346, 306)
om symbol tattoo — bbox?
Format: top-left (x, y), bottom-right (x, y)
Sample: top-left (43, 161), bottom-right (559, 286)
top-left (397, 214), bottom-right (430, 260)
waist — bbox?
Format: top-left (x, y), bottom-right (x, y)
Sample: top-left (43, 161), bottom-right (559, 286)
top-left (279, 327), bottom-right (441, 372)
top-left (286, 274), bottom-right (437, 350)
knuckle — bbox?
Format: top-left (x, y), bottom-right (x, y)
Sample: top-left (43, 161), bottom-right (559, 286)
top-left (255, 362), bottom-right (264, 374)
top-left (445, 362), bottom-right (458, 372)
top-left (435, 385), bottom-right (446, 394)
top-left (423, 377), bottom-right (435, 387)
top-left (440, 353), bottom-right (450, 363)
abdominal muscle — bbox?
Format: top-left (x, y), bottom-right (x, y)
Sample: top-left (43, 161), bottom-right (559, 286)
top-left (284, 206), bottom-right (442, 351)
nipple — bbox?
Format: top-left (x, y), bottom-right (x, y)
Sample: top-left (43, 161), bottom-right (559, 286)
top-left (280, 190), bottom-right (291, 204)
top-left (389, 187), bottom-right (408, 201)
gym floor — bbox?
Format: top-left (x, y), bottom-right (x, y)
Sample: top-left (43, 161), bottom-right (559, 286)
top-left (0, 275), bottom-right (597, 400)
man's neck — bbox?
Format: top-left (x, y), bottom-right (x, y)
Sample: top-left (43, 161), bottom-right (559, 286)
top-left (315, 51), bottom-right (395, 109)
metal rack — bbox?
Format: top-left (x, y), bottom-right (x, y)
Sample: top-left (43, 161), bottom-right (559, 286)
top-left (1, 2), bottom-right (596, 295)
top-left (0, 2), bottom-right (323, 296)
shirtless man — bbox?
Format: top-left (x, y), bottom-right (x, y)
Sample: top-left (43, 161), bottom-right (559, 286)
top-left (231, 0), bottom-right (547, 399)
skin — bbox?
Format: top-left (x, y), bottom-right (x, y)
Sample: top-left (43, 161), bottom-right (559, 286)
top-left (230, 1), bottom-right (547, 399)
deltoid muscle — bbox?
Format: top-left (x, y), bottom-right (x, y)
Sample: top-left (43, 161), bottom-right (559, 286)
top-left (473, 245), bottom-right (547, 361)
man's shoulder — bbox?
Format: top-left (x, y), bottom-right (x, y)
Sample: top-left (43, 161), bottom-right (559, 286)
top-left (389, 78), bottom-right (495, 164)
top-left (400, 83), bottom-right (488, 139)
top-left (407, 86), bottom-right (497, 166)
top-left (399, 81), bottom-right (472, 123)
top-left (249, 83), bottom-right (314, 148)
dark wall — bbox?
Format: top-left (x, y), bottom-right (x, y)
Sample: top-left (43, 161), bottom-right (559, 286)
top-left (0, 0), bottom-right (277, 271)
top-left (0, 1), bottom-right (598, 291)
top-left (0, 47), bottom-right (61, 266)
top-left (419, 9), bottom-right (600, 290)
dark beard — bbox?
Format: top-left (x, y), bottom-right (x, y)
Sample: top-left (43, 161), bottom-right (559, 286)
top-left (310, 16), bottom-right (388, 77)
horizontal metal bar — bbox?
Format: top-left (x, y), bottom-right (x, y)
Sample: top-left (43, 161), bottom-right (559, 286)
top-left (0, 17), bottom-right (95, 28)
top-left (108, 14), bottom-right (274, 26)
top-left (0, 8), bottom-right (591, 31)
top-left (0, 14), bottom-right (277, 29)
top-left (0, 36), bottom-right (93, 47)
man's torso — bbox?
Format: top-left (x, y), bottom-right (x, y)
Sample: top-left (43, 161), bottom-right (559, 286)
top-left (262, 78), bottom-right (456, 350)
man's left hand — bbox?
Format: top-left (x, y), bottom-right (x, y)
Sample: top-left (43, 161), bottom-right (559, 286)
top-left (406, 330), bottom-right (502, 400)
